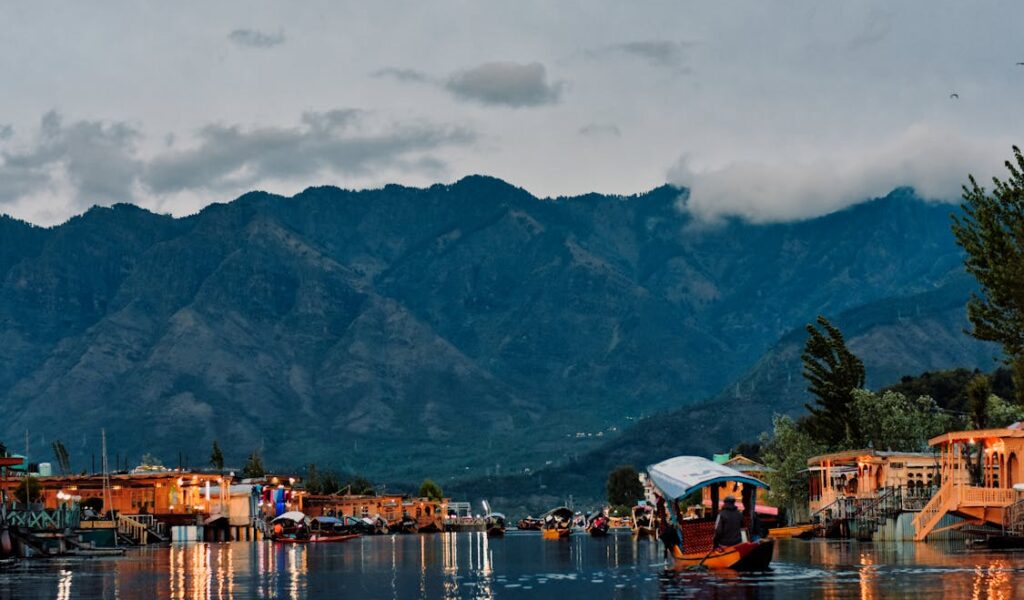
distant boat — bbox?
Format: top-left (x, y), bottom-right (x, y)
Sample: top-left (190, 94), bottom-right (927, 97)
top-left (485, 512), bottom-right (506, 537)
top-left (396, 514), bottom-right (419, 534)
top-left (541, 507), bottom-right (573, 539)
top-left (631, 504), bottom-right (657, 540)
top-left (587, 513), bottom-right (610, 537)
top-left (271, 512), bottom-right (360, 543)
top-left (517, 517), bottom-right (543, 531)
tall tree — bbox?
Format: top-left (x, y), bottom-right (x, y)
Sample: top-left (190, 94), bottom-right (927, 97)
top-left (966, 374), bottom-right (993, 430)
top-left (51, 440), bottom-right (71, 475)
top-left (952, 146), bottom-right (1024, 403)
top-left (606, 465), bottom-right (644, 507)
top-left (241, 450), bottom-right (266, 479)
top-left (801, 316), bottom-right (866, 448)
top-left (210, 440), bottom-right (225, 471)
top-left (418, 479), bottom-right (443, 500)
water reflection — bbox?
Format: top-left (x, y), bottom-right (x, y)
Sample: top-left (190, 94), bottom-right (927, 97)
top-left (5, 535), bottom-right (1024, 599)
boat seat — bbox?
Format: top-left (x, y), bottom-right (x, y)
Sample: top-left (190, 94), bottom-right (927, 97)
top-left (679, 520), bottom-right (715, 553)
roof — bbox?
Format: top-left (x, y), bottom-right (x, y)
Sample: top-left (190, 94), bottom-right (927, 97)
top-left (807, 449), bottom-right (936, 466)
top-left (647, 456), bottom-right (769, 501)
top-left (928, 428), bottom-right (1024, 446)
top-left (272, 511), bottom-right (308, 523)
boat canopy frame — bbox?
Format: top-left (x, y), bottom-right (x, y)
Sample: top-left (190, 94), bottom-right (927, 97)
top-left (647, 456), bottom-right (769, 501)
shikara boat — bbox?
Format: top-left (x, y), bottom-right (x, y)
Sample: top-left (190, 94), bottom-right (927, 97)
top-left (631, 504), bottom-right (657, 539)
top-left (517, 517), bottom-right (543, 531)
top-left (485, 512), bottom-right (506, 537)
top-left (587, 513), bottom-right (610, 537)
top-left (647, 456), bottom-right (775, 571)
top-left (541, 507), bottom-right (574, 539)
top-left (270, 512), bottom-right (358, 543)
top-left (768, 524), bottom-right (818, 539)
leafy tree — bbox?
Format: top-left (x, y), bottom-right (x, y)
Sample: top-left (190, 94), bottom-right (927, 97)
top-left (241, 450), bottom-right (266, 479)
top-left (14, 476), bottom-right (41, 504)
top-left (606, 465), bottom-right (644, 507)
top-left (848, 390), bottom-right (952, 452)
top-left (967, 374), bottom-right (992, 429)
top-left (951, 146), bottom-right (1024, 403)
top-left (210, 440), bottom-right (225, 471)
top-left (985, 395), bottom-right (1024, 429)
top-left (139, 453), bottom-right (163, 468)
top-left (0, 440), bottom-right (7, 457)
top-left (801, 316), bottom-right (866, 447)
top-left (418, 479), bottom-right (443, 500)
top-left (760, 415), bottom-right (826, 511)
top-left (344, 475), bottom-right (375, 495)
top-left (51, 440), bottom-right (71, 475)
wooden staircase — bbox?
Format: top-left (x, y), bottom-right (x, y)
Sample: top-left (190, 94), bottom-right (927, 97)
top-left (912, 481), bottom-right (1017, 541)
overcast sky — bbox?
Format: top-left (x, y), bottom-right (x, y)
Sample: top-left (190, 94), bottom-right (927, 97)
top-left (1, 1), bottom-right (1022, 226)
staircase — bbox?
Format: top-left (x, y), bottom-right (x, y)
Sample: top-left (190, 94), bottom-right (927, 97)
top-left (116, 515), bottom-right (168, 545)
top-left (852, 488), bottom-right (902, 540)
top-left (912, 479), bottom-right (954, 541)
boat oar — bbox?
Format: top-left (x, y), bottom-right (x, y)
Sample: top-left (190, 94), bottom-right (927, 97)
top-left (687, 546), bottom-right (717, 571)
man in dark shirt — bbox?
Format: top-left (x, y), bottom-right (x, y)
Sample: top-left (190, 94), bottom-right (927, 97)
top-left (713, 495), bottom-right (743, 548)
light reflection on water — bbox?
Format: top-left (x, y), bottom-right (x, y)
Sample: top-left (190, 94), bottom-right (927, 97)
top-left (3, 533), bottom-right (1024, 599)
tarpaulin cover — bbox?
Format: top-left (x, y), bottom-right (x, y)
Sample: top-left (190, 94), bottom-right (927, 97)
top-left (647, 455), bottom-right (769, 500)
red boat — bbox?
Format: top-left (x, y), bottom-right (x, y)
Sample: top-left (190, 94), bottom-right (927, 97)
top-left (647, 456), bottom-right (775, 571)
top-left (274, 533), bottom-right (360, 544)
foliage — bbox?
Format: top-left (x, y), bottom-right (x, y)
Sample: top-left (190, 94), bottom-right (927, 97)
top-left (730, 442), bottom-right (762, 462)
top-left (985, 395), bottom-right (1024, 429)
top-left (605, 465), bottom-right (644, 507)
top-left (884, 368), bottom-right (1017, 413)
top-left (51, 440), bottom-right (71, 475)
top-left (848, 390), bottom-right (953, 452)
top-left (210, 440), bottom-right (225, 471)
top-left (967, 375), bottom-right (992, 429)
top-left (14, 476), bottom-right (41, 504)
top-left (801, 316), bottom-right (866, 447)
top-left (0, 440), bottom-right (7, 456)
top-left (951, 146), bottom-right (1024, 403)
top-left (418, 479), bottom-right (443, 500)
top-left (139, 453), bottom-right (163, 468)
top-left (305, 464), bottom-right (346, 495)
top-left (241, 450), bottom-right (266, 479)
top-left (760, 415), bottom-right (825, 510)
top-left (345, 475), bottom-right (375, 496)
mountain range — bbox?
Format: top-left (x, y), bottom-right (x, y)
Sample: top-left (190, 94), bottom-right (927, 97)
top-left (0, 177), bottom-right (998, 488)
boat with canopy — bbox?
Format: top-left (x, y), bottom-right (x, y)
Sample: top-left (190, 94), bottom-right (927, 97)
top-left (647, 456), bottom-right (774, 570)
top-left (541, 506), bottom-right (574, 539)
top-left (271, 512), bottom-right (359, 544)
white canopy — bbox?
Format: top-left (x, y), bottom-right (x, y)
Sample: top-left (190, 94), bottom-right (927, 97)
top-left (272, 511), bottom-right (308, 524)
top-left (647, 456), bottom-right (769, 501)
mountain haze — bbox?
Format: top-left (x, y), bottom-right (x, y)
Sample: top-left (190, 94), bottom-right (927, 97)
top-left (0, 178), bottom-right (988, 482)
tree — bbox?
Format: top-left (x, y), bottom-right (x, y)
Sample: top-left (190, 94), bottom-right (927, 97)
top-left (14, 476), bottom-right (41, 504)
top-left (967, 374), bottom-right (993, 429)
top-left (344, 475), bottom-right (375, 496)
top-left (51, 440), bottom-right (71, 475)
top-left (139, 453), bottom-right (163, 469)
top-left (241, 450), bottom-right (265, 479)
top-left (760, 416), bottom-right (826, 512)
top-left (951, 146), bottom-right (1024, 404)
top-left (0, 440), bottom-right (7, 457)
top-left (848, 390), bottom-right (953, 452)
top-left (210, 440), bottom-right (225, 471)
top-left (418, 479), bottom-right (443, 500)
top-left (801, 316), bottom-right (866, 448)
top-left (606, 465), bottom-right (644, 507)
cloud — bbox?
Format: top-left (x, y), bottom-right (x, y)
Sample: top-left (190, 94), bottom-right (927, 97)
top-left (593, 40), bottom-right (693, 70)
top-left (578, 123), bottom-right (621, 138)
top-left (0, 125), bottom-right (12, 140)
top-left (444, 62), bottom-right (564, 107)
top-left (371, 67), bottom-right (430, 83)
top-left (0, 111), bottom-right (141, 207)
top-left (143, 110), bottom-right (474, 193)
top-left (227, 28), bottom-right (285, 48)
top-left (669, 125), bottom-right (1009, 223)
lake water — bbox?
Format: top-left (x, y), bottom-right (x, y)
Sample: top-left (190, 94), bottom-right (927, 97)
top-left (2, 531), bottom-right (1024, 599)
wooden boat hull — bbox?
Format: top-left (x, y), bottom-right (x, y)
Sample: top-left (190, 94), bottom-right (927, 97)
top-left (273, 534), bottom-right (360, 544)
top-left (542, 528), bottom-right (571, 539)
top-left (768, 524), bottom-right (817, 539)
top-left (670, 539), bottom-right (774, 571)
top-left (486, 527), bottom-right (505, 537)
top-left (588, 526), bottom-right (609, 537)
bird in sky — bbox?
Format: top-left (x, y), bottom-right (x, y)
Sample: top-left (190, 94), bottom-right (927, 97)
top-left (1017, 62), bottom-right (1024, 66)
top-left (950, 93), bottom-right (959, 99)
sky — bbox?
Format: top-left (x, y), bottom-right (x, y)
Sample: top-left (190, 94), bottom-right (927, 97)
top-left (1, 1), bottom-right (1023, 226)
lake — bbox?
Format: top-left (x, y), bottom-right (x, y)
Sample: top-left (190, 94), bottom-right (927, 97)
top-left (2, 531), bottom-right (1024, 599)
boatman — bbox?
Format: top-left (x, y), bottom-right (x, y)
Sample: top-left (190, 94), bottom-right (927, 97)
top-left (713, 495), bottom-right (743, 548)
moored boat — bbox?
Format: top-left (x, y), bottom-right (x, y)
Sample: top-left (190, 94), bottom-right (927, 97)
top-left (484, 512), bottom-right (506, 537)
top-left (648, 456), bottom-right (775, 571)
top-left (541, 507), bottom-right (574, 539)
top-left (768, 524), bottom-right (818, 539)
top-left (587, 513), bottom-right (610, 537)
top-left (631, 503), bottom-right (657, 540)
top-left (517, 517), bottom-right (543, 531)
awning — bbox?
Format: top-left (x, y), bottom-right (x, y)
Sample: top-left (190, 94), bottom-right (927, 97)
top-left (701, 499), bottom-right (779, 516)
top-left (647, 456), bottom-right (769, 500)
top-left (272, 511), bottom-right (308, 524)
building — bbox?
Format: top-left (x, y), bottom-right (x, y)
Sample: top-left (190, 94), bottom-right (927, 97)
top-left (913, 426), bottom-right (1024, 541)
top-left (807, 449), bottom-right (939, 515)
top-left (700, 455), bottom-right (777, 525)
top-left (304, 493), bottom-right (448, 530)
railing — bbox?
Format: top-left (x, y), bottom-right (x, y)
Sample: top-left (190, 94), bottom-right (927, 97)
top-left (3, 505), bottom-right (81, 530)
top-left (117, 515), bottom-right (151, 544)
top-left (1004, 499), bottom-right (1024, 536)
top-left (960, 487), bottom-right (1016, 507)
top-left (123, 514), bottom-right (167, 539)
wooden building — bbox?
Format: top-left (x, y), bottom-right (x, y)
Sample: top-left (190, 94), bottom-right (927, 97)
top-left (304, 493), bottom-right (447, 530)
top-left (913, 426), bottom-right (1024, 540)
top-left (807, 449), bottom-right (939, 515)
top-left (700, 455), bottom-right (777, 522)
